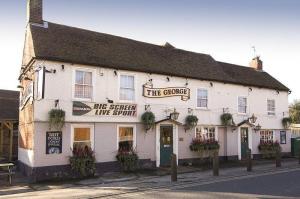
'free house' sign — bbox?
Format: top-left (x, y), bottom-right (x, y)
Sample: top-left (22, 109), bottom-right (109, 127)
top-left (72, 101), bottom-right (137, 117)
top-left (143, 85), bottom-right (190, 101)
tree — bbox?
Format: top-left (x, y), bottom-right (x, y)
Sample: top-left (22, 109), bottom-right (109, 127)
top-left (290, 100), bottom-right (300, 124)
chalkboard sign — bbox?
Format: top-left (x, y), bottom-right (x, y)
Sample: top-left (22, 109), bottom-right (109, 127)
top-left (46, 131), bottom-right (62, 154)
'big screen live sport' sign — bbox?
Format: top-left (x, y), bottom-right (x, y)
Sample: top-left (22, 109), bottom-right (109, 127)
top-left (143, 84), bottom-right (190, 101)
top-left (72, 101), bottom-right (137, 117)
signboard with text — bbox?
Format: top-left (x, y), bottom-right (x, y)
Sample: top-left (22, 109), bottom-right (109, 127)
top-left (46, 131), bottom-right (62, 154)
top-left (72, 101), bottom-right (137, 117)
top-left (143, 85), bottom-right (190, 101)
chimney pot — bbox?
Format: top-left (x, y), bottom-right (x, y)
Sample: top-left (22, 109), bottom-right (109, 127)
top-left (27, 0), bottom-right (43, 24)
top-left (249, 56), bottom-right (263, 71)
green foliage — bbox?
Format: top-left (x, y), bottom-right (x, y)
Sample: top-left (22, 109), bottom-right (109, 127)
top-left (290, 100), bottom-right (300, 124)
top-left (258, 141), bottom-right (281, 159)
top-left (116, 149), bottom-right (139, 172)
top-left (282, 117), bottom-right (292, 129)
top-left (141, 111), bottom-right (155, 131)
top-left (69, 146), bottom-right (96, 178)
top-left (185, 115), bottom-right (199, 130)
top-left (48, 109), bottom-right (65, 130)
top-left (220, 113), bottom-right (233, 126)
top-left (190, 139), bottom-right (220, 152)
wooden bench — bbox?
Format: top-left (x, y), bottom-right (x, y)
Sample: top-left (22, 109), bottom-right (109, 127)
top-left (0, 163), bottom-right (14, 185)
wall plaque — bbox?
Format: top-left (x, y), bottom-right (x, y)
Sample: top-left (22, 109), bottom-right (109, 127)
top-left (72, 101), bottom-right (137, 117)
top-left (143, 85), bottom-right (190, 101)
top-left (46, 131), bottom-right (62, 154)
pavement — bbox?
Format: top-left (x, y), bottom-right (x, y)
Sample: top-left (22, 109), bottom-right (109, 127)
top-left (0, 158), bottom-right (299, 198)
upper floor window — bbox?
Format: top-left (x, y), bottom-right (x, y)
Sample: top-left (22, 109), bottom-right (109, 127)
top-left (238, 96), bottom-right (247, 114)
top-left (120, 75), bottom-right (135, 101)
top-left (74, 70), bottom-right (93, 99)
top-left (195, 126), bottom-right (216, 141)
top-left (260, 130), bottom-right (274, 142)
top-left (197, 89), bottom-right (208, 108)
top-left (267, 99), bottom-right (275, 116)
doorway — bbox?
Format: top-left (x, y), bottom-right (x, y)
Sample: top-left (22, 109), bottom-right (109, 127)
top-left (160, 125), bottom-right (173, 167)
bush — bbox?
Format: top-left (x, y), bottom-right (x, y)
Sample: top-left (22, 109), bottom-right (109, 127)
top-left (258, 141), bottom-right (281, 159)
top-left (190, 138), bottom-right (220, 152)
top-left (69, 146), bottom-right (96, 178)
top-left (116, 149), bottom-right (139, 172)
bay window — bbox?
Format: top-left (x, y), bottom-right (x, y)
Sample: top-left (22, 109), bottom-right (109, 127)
top-left (119, 75), bottom-right (135, 101)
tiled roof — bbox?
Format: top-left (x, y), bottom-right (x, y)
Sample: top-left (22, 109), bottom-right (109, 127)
top-left (29, 22), bottom-right (289, 91)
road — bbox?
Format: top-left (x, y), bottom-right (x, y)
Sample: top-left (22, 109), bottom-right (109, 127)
top-left (111, 170), bottom-right (300, 199)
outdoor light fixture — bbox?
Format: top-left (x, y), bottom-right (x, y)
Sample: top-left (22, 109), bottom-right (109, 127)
top-left (166, 77), bottom-right (170, 82)
top-left (114, 70), bottom-right (118, 76)
top-left (210, 82), bottom-right (213, 87)
top-left (249, 114), bottom-right (257, 124)
top-left (61, 65), bottom-right (65, 70)
top-left (249, 87), bottom-right (253, 92)
top-left (106, 98), bottom-right (114, 103)
top-left (170, 108), bottom-right (179, 121)
top-left (254, 123), bottom-right (262, 132)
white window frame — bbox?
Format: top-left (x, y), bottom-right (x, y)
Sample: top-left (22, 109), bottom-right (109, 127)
top-left (195, 126), bottom-right (218, 141)
top-left (117, 124), bottom-right (137, 150)
top-left (238, 96), bottom-right (248, 114)
top-left (259, 130), bottom-right (275, 142)
top-left (118, 72), bottom-right (136, 103)
top-left (280, 131), bottom-right (286, 144)
top-left (267, 99), bottom-right (276, 116)
top-left (196, 88), bottom-right (208, 109)
top-left (70, 124), bottom-right (95, 150)
top-left (72, 67), bottom-right (96, 102)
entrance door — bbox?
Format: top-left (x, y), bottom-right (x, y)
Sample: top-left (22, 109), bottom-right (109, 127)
top-left (240, 127), bottom-right (249, 159)
top-left (160, 125), bottom-right (173, 167)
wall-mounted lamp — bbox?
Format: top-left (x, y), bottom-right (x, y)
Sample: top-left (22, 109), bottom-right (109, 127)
top-left (61, 65), bottom-right (65, 70)
top-left (288, 90), bottom-right (292, 95)
top-left (45, 69), bottom-right (56, 74)
top-left (114, 70), bottom-right (118, 76)
top-left (166, 77), bottom-right (170, 82)
top-left (248, 114), bottom-right (257, 124)
top-left (55, 99), bottom-right (59, 108)
top-left (106, 98), bottom-right (114, 103)
top-left (145, 104), bottom-right (151, 111)
top-left (210, 82), bottom-right (213, 87)
top-left (169, 108), bottom-right (179, 120)
top-left (276, 90), bottom-right (280, 95)
top-left (254, 123), bottom-right (262, 132)
top-left (249, 87), bottom-right (253, 92)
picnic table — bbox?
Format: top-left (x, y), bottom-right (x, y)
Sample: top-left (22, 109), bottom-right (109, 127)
top-left (0, 163), bottom-right (14, 185)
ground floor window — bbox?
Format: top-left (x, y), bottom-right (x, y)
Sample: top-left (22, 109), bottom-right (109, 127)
top-left (280, 131), bottom-right (286, 144)
top-left (260, 130), bottom-right (274, 142)
top-left (195, 126), bottom-right (216, 140)
top-left (118, 125), bottom-right (136, 151)
top-left (72, 125), bottom-right (94, 149)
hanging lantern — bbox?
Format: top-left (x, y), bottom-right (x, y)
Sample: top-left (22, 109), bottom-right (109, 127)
top-left (249, 114), bottom-right (257, 124)
top-left (170, 108), bottom-right (179, 121)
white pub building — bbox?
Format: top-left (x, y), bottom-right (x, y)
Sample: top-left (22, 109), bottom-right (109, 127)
top-left (19, 0), bottom-right (291, 181)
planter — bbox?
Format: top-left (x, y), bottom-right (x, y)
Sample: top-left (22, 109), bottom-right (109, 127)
top-left (48, 109), bottom-right (65, 130)
top-left (141, 111), bottom-right (155, 131)
top-left (190, 138), bottom-right (220, 157)
top-left (185, 115), bottom-right (199, 131)
top-left (258, 141), bottom-right (281, 159)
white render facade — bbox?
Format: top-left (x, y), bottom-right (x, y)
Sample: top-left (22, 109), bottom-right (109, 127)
top-left (19, 59), bottom-right (291, 172)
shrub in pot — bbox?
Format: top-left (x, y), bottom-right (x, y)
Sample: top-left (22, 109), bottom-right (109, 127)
top-left (116, 149), bottom-right (139, 172)
top-left (69, 146), bottom-right (96, 178)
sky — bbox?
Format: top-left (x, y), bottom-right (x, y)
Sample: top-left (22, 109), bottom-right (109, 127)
top-left (0, 0), bottom-right (299, 102)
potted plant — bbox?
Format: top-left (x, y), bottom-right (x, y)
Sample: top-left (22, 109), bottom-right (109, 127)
top-left (116, 149), bottom-right (139, 172)
top-left (258, 140), bottom-right (281, 159)
top-left (141, 111), bottom-right (155, 131)
top-left (282, 117), bottom-right (292, 129)
top-left (69, 146), bottom-right (96, 178)
top-left (220, 113), bottom-right (233, 126)
top-left (185, 115), bottom-right (199, 131)
top-left (48, 109), bottom-right (65, 130)
top-left (190, 138), bottom-right (220, 157)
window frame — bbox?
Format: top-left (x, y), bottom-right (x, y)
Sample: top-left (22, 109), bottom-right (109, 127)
top-left (238, 96), bottom-right (248, 114)
top-left (71, 124), bottom-right (95, 150)
top-left (72, 67), bottom-right (96, 102)
top-left (259, 130), bottom-right (275, 143)
top-left (117, 124), bottom-right (137, 151)
top-left (267, 99), bottom-right (276, 116)
top-left (195, 126), bottom-right (218, 141)
top-left (118, 73), bottom-right (136, 103)
top-left (196, 88), bottom-right (208, 109)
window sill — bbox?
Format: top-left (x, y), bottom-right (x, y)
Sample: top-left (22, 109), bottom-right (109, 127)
top-left (195, 107), bottom-right (210, 111)
top-left (72, 97), bottom-right (93, 102)
top-left (118, 100), bottom-right (136, 104)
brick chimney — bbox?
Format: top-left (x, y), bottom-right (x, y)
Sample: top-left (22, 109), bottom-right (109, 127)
top-left (249, 56), bottom-right (263, 71)
top-left (27, 0), bottom-right (43, 24)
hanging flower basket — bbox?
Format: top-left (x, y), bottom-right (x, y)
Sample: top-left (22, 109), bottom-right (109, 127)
top-left (48, 109), bottom-right (65, 130)
top-left (141, 111), bottom-right (155, 131)
top-left (282, 117), bottom-right (292, 129)
top-left (185, 115), bottom-right (199, 131)
top-left (220, 113), bottom-right (234, 126)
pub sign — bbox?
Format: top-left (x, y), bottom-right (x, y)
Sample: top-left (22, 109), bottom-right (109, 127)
top-left (46, 131), bottom-right (62, 154)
